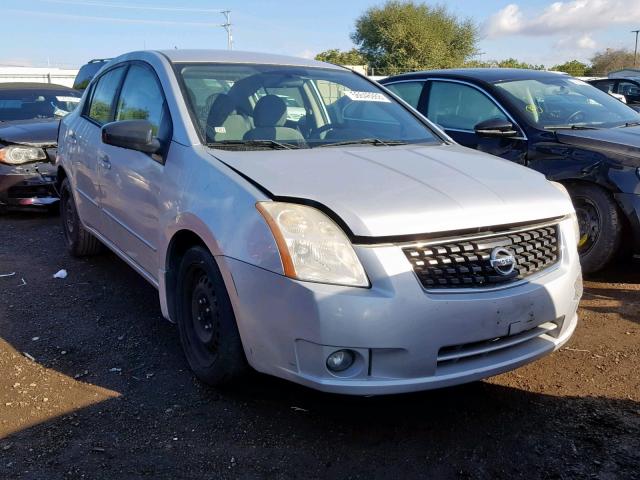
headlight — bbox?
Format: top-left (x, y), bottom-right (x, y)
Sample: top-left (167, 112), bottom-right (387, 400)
top-left (568, 211), bottom-right (581, 246)
top-left (550, 180), bottom-right (570, 198)
top-left (550, 182), bottom-right (581, 246)
top-left (0, 145), bottom-right (47, 165)
top-left (256, 202), bottom-right (369, 287)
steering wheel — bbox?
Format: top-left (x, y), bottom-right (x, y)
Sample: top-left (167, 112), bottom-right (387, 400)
top-left (566, 110), bottom-right (586, 125)
top-left (309, 124), bottom-right (334, 139)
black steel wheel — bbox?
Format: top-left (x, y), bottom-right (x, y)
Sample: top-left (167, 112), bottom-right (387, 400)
top-left (568, 183), bottom-right (622, 274)
top-left (176, 246), bottom-right (247, 386)
top-left (60, 178), bottom-right (102, 256)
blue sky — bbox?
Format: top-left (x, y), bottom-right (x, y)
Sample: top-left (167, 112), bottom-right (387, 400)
top-left (2, 0), bottom-right (639, 68)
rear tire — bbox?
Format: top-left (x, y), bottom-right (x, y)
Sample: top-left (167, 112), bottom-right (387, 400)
top-left (567, 183), bottom-right (622, 274)
top-left (60, 178), bottom-right (103, 256)
top-left (176, 246), bottom-right (247, 386)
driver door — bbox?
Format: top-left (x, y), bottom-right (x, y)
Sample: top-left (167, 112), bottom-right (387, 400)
top-left (422, 80), bottom-right (528, 164)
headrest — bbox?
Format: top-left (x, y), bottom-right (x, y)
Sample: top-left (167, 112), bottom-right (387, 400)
top-left (207, 93), bottom-right (235, 126)
top-left (253, 95), bottom-right (287, 127)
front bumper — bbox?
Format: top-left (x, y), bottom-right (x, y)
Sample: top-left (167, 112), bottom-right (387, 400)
top-left (0, 162), bottom-right (58, 208)
top-left (222, 219), bottom-right (582, 395)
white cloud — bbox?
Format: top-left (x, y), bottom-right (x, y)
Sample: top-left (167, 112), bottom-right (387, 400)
top-left (484, 0), bottom-right (640, 38)
top-left (577, 34), bottom-right (597, 49)
top-left (554, 33), bottom-right (597, 51)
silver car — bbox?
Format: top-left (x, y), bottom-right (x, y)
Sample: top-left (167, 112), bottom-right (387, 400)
top-left (57, 50), bottom-right (582, 395)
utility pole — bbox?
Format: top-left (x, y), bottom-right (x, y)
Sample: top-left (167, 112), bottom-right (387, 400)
top-left (221, 10), bottom-right (233, 50)
top-left (633, 29), bottom-right (640, 67)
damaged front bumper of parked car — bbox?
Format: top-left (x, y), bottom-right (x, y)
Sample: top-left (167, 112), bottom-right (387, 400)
top-left (0, 145), bottom-right (59, 209)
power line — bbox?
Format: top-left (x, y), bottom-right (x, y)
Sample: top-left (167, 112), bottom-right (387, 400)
top-left (31, 0), bottom-right (233, 50)
top-left (37, 0), bottom-right (227, 13)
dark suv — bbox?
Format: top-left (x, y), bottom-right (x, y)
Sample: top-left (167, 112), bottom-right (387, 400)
top-left (589, 77), bottom-right (640, 112)
top-left (72, 58), bottom-right (112, 91)
top-left (381, 69), bottom-right (640, 273)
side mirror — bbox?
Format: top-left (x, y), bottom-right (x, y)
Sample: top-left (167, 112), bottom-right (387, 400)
top-left (102, 120), bottom-right (161, 154)
top-left (474, 118), bottom-right (518, 138)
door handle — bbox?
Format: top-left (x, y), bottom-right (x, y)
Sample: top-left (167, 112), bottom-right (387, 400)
top-left (68, 131), bottom-right (77, 144)
top-left (98, 153), bottom-right (111, 170)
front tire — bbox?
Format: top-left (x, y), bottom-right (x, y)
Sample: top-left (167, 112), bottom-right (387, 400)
top-left (176, 246), bottom-right (247, 386)
top-left (60, 178), bottom-right (102, 256)
top-left (568, 183), bottom-right (622, 274)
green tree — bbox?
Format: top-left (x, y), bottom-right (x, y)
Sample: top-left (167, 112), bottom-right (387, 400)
top-left (315, 48), bottom-right (366, 66)
top-left (589, 48), bottom-right (636, 75)
top-left (495, 58), bottom-right (544, 70)
top-left (351, 1), bottom-right (478, 75)
top-left (551, 60), bottom-right (589, 76)
top-left (463, 58), bottom-right (545, 70)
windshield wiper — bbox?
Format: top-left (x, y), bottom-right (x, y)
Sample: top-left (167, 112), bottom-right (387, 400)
top-left (543, 125), bottom-right (600, 131)
top-left (317, 138), bottom-right (408, 148)
top-left (206, 139), bottom-right (301, 150)
top-left (618, 121), bottom-right (640, 128)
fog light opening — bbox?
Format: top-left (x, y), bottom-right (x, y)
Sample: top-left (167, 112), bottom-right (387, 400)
top-left (326, 349), bottom-right (355, 372)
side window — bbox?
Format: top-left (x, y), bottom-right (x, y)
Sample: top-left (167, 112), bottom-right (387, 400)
top-left (385, 81), bottom-right (425, 108)
top-left (592, 80), bottom-right (615, 93)
top-left (115, 64), bottom-right (167, 137)
top-left (426, 81), bottom-right (508, 131)
top-left (87, 66), bottom-right (126, 125)
top-left (617, 81), bottom-right (640, 100)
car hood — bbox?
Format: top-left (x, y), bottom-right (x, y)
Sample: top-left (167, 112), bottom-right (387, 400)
top-left (208, 144), bottom-right (573, 238)
top-left (555, 125), bottom-right (640, 165)
top-left (0, 118), bottom-right (59, 147)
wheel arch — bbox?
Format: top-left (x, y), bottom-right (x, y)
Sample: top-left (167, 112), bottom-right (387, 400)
top-left (163, 228), bottom-right (212, 323)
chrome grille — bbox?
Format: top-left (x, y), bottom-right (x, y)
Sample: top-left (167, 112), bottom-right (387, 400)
top-left (402, 224), bottom-right (559, 289)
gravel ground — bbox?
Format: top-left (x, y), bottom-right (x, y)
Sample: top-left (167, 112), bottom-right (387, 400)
top-left (0, 212), bottom-right (639, 480)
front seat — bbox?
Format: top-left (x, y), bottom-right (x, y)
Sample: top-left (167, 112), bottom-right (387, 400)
top-left (205, 94), bottom-right (252, 142)
top-left (244, 95), bottom-right (305, 143)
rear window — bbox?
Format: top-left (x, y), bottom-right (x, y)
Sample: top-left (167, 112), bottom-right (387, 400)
top-left (73, 62), bottom-right (108, 91)
top-left (0, 88), bottom-right (81, 121)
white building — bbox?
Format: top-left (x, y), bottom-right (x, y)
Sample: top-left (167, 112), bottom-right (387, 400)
top-left (0, 66), bottom-right (79, 88)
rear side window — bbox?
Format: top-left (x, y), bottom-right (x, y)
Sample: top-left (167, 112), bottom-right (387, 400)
top-left (385, 81), bottom-right (425, 108)
top-left (426, 81), bottom-right (508, 131)
top-left (87, 66), bottom-right (126, 125)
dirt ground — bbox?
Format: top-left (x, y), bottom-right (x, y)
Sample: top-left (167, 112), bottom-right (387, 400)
top-left (0, 212), bottom-right (638, 480)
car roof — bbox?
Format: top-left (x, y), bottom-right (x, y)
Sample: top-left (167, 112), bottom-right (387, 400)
top-left (383, 68), bottom-right (568, 84)
top-left (0, 82), bottom-right (77, 91)
top-left (156, 49), bottom-right (342, 70)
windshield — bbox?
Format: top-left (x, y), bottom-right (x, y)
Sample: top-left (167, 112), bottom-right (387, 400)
top-left (493, 77), bottom-right (640, 129)
top-left (176, 63), bottom-right (440, 149)
top-left (0, 88), bottom-right (81, 122)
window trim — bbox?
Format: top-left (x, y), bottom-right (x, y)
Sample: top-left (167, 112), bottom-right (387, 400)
top-left (384, 78), bottom-right (527, 141)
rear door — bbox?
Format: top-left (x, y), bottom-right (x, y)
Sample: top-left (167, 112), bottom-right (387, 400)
top-left (71, 65), bottom-right (126, 233)
top-left (423, 79), bottom-right (528, 164)
top-left (98, 62), bottom-right (172, 280)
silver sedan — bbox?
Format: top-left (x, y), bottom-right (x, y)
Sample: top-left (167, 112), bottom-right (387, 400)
top-left (56, 50), bottom-right (582, 395)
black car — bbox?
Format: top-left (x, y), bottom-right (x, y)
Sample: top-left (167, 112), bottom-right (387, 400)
top-left (380, 69), bottom-right (640, 273)
top-left (589, 77), bottom-right (640, 112)
top-left (0, 83), bottom-right (81, 211)
top-left (72, 58), bottom-right (111, 91)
